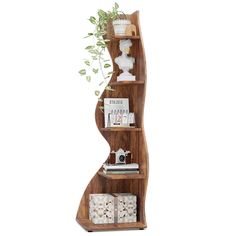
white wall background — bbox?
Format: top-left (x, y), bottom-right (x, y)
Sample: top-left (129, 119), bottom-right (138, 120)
top-left (0, 0), bottom-right (236, 235)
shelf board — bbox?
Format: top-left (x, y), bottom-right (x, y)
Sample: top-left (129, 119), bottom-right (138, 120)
top-left (77, 218), bottom-right (146, 231)
top-left (100, 127), bottom-right (142, 132)
top-left (98, 171), bottom-right (145, 180)
top-left (109, 81), bottom-right (145, 86)
top-left (109, 35), bottom-right (140, 40)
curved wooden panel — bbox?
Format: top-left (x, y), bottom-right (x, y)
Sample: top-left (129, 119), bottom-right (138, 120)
top-left (76, 11), bottom-right (148, 232)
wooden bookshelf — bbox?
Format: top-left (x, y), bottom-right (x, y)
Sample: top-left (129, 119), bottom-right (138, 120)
top-left (76, 11), bottom-right (148, 232)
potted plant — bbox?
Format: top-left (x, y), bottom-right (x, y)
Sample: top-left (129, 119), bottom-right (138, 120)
top-left (78, 3), bottom-right (129, 97)
top-left (112, 18), bottom-right (131, 36)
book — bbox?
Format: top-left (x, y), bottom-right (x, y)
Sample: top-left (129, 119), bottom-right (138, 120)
top-left (103, 170), bottom-right (140, 175)
top-left (103, 163), bottom-right (139, 171)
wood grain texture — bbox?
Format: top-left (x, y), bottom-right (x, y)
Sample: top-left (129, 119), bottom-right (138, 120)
top-left (100, 127), bottom-right (141, 132)
top-left (109, 81), bottom-right (144, 86)
top-left (76, 11), bottom-right (149, 231)
top-left (97, 171), bottom-right (145, 180)
top-left (77, 219), bottom-right (146, 231)
top-left (110, 35), bottom-right (140, 40)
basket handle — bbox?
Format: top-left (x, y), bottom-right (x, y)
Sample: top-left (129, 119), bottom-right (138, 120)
top-left (117, 11), bottom-right (128, 20)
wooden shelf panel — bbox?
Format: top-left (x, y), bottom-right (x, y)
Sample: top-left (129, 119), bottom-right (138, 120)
top-left (109, 81), bottom-right (145, 86)
top-left (77, 218), bottom-right (146, 231)
top-left (100, 127), bottom-right (142, 132)
top-left (98, 171), bottom-right (145, 180)
top-left (109, 35), bottom-right (140, 40)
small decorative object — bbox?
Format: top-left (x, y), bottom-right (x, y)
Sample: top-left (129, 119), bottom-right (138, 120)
top-left (107, 148), bottom-right (132, 165)
top-left (104, 98), bottom-right (129, 127)
top-left (111, 148), bottom-right (131, 164)
top-left (113, 193), bottom-right (137, 223)
top-left (112, 19), bottom-right (131, 36)
top-left (128, 112), bottom-right (136, 126)
top-left (89, 194), bottom-right (114, 224)
top-left (115, 39), bottom-right (136, 81)
top-left (89, 193), bottom-right (137, 224)
top-left (103, 148), bottom-right (140, 175)
top-left (125, 24), bottom-right (137, 36)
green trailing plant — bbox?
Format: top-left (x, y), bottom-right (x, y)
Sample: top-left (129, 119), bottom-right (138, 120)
top-left (78, 3), bottom-right (122, 97)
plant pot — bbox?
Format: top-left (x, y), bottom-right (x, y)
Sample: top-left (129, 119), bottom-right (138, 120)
top-left (112, 19), bottom-right (131, 36)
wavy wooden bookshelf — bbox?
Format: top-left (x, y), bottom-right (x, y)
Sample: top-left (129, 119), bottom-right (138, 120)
top-left (76, 11), bottom-right (149, 232)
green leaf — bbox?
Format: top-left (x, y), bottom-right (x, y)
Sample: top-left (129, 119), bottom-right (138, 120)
top-left (84, 60), bottom-right (90, 66)
top-left (96, 41), bottom-right (105, 47)
top-left (94, 32), bottom-right (100, 37)
top-left (115, 2), bottom-right (119, 9)
top-left (85, 45), bottom-right (94, 50)
top-left (79, 69), bottom-right (86, 75)
top-left (105, 85), bottom-right (115, 91)
top-left (92, 56), bottom-right (98, 60)
top-left (98, 9), bottom-right (106, 18)
top-left (99, 106), bottom-right (104, 112)
top-left (89, 16), bottom-right (96, 24)
top-left (104, 63), bottom-right (111, 68)
top-left (86, 75), bottom-right (91, 82)
top-left (92, 68), bottom-right (99, 74)
top-left (89, 49), bottom-right (98, 54)
top-left (105, 75), bottom-right (111, 79)
top-left (84, 33), bottom-right (93, 38)
top-left (95, 90), bottom-right (100, 96)
top-left (95, 31), bottom-right (104, 37)
top-left (99, 81), bottom-right (104, 86)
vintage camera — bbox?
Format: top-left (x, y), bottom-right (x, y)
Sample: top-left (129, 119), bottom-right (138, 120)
top-left (110, 148), bottom-right (131, 165)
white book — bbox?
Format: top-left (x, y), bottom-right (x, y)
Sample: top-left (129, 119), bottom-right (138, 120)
top-left (103, 163), bottom-right (139, 170)
top-left (103, 170), bottom-right (140, 175)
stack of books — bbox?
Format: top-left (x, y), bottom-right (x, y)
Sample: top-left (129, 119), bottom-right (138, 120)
top-left (102, 163), bottom-right (139, 175)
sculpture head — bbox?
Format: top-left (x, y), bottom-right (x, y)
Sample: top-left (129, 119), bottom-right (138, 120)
top-left (114, 39), bottom-right (136, 81)
top-left (119, 39), bottom-right (132, 54)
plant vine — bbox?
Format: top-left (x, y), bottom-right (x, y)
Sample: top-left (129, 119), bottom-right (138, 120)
top-left (78, 3), bottom-right (122, 97)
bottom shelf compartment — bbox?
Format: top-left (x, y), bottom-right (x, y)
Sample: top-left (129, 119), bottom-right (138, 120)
top-left (77, 218), bottom-right (146, 231)
top-left (76, 175), bottom-right (147, 231)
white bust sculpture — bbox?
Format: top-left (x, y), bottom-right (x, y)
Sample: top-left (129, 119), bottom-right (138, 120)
top-left (115, 39), bottom-right (135, 81)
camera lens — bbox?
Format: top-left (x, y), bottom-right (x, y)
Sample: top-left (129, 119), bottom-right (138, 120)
top-left (119, 155), bottom-right (125, 162)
